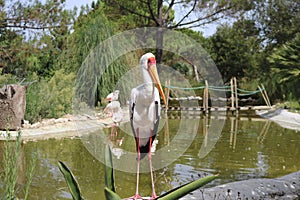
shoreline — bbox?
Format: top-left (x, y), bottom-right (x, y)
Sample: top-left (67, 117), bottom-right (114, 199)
top-left (0, 114), bottom-right (120, 141)
top-left (1, 108), bottom-right (299, 141)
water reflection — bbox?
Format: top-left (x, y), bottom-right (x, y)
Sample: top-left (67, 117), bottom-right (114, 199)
top-left (1, 112), bottom-right (299, 199)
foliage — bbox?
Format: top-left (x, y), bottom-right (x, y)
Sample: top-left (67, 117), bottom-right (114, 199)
top-left (0, 0), bottom-right (75, 79)
top-left (58, 161), bottom-right (84, 200)
top-left (209, 20), bottom-right (261, 83)
top-left (0, 131), bottom-right (36, 200)
top-left (59, 145), bottom-right (218, 200)
top-left (268, 34), bottom-right (300, 100)
top-left (25, 70), bottom-right (75, 123)
top-left (58, 7), bottom-right (130, 106)
top-left (0, 0), bottom-right (299, 121)
top-left (253, 0), bottom-right (300, 48)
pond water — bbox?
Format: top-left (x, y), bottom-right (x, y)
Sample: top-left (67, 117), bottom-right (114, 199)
top-left (1, 111), bottom-right (300, 199)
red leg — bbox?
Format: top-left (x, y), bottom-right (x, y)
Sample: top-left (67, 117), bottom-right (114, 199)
top-left (115, 126), bottom-right (118, 136)
top-left (148, 132), bottom-right (157, 199)
top-left (110, 124), bottom-right (115, 139)
top-left (131, 128), bottom-right (142, 200)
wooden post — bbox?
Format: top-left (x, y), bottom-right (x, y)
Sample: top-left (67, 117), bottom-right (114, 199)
top-left (205, 80), bottom-right (209, 114)
top-left (165, 80), bottom-right (170, 112)
top-left (258, 85), bottom-right (269, 108)
top-left (203, 80), bottom-right (209, 114)
top-left (261, 84), bottom-right (271, 107)
top-left (230, 78), bottom-right (235, 111)
top-left (164, 113), bottom-right (170, 145)
top-left (203, 116), bottom-right (208, 147)
top-left (229, 117), bottom-right (234, 147)
top-left (234, 77), bottom-right (239, 114)
top-left (233, 116), bottom-right (238, 149)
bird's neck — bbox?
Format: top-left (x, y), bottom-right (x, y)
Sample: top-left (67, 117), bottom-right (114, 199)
top-left (141, 67), bottom-right (152, 84)
top-left (141, 67), bottom-right (155, 95)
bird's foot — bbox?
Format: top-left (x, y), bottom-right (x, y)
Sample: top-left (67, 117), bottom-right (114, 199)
top-left (130, 193), bottom-right (142, 200)
top-left (151, 192), bottom-right (158, 200)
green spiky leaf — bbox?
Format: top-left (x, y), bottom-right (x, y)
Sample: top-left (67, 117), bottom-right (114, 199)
top-left (58, 161), bottom-right (84, 200)
top-left (157, 174), bottom-right (218, 200)
top-left (105, 145), bottom-right (116, 192)
top-left (104, 187), bottom-right (122, 200)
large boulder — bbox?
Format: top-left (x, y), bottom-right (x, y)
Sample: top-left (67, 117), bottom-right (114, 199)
top-left (0, 84), bottom-right (27, 130)
top-left (181, 170), bottom-right (300, 200)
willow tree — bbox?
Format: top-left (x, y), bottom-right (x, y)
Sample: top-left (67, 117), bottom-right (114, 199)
top-left (56, 6), bottom-right (130, 106)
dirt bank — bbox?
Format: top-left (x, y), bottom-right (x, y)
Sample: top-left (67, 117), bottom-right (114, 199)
top-left (0, 112), bottom-right (128, 141)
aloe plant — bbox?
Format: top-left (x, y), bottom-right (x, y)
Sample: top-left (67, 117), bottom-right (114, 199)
top-left (58, 145), bottom-right (218, 200)
top-left (57, 161), bottom-right (84, 200)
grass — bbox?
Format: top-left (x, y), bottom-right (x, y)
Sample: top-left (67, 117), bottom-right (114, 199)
top-left (0, 130), bottom-right (36, 200)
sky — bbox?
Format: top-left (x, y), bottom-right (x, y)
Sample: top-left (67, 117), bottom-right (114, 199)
top-left (65, 0), bottom-right (217, 37)
top-left (65, 0), bottom-right (94, 10)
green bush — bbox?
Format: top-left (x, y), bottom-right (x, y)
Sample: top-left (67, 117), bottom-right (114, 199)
top-left (25, 70), bottom-right (75, 123)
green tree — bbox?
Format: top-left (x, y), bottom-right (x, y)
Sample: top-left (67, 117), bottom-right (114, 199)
top-left (268, 34), bottom-right (300, 100)
top-left (101, 0), bottom-right (256, 64)
top-left (0, 0), bottom-right (75, 78)
top-left (209, 20), bottom-right (261, 84)
top-left (253, 0), bottom-right (300, 48)
top-left (57, 6), bottom-right (130, 106)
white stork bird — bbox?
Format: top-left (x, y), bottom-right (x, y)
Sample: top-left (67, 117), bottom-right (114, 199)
top-left (129, 53), bottom-right (166, 199)
top-left (105, 90), bottom-right (120, 102)
top-left (104, 99), bottom-right (123, 137)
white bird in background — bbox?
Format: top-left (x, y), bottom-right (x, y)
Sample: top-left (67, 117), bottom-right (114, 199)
top-left (129, 53), bottom-right (166, 199)
top-left (105, 90), bottom-right (120, 102)
top-left (104, 95), bottom-right (123, 137)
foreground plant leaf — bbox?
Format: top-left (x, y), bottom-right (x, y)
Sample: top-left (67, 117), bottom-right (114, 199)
top-left (105, 145), bottom-right (116, 192)
top-left (104, 187), bottom-right (122, 200)
top-left (58, 161), bottom-right (84, 200)
top-left (157, 174), bottom-right (218, 200)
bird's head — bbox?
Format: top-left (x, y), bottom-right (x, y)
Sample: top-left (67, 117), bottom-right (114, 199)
top-left (140, 53), bottom-right (167, 105)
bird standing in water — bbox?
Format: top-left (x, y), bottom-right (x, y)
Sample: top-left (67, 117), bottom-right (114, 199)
top-left (129, 53), bottom-right (166, 199)
top-left (104, 92), bottom-right (122, 138)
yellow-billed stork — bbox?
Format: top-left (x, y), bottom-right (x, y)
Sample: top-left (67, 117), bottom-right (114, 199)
top-left (129, 52), bottom-right (166, 199)
top-left (104, 99), bottom-right (122, 138)
top-left (105, 90), bottom-right (120, 102)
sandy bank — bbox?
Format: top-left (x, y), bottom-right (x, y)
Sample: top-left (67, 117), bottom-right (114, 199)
top-left (0, 112), bottom-right (128, 141)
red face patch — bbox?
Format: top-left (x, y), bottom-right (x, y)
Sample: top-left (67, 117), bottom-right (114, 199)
top-left (148, 57), bottom-right (156, 65)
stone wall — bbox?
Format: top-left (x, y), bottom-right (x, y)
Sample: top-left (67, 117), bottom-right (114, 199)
top-left (0, 84), bottom-right (27, 130)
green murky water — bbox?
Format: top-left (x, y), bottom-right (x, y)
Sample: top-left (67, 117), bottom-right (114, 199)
top-left (1, 112), bottom-right (300, 199)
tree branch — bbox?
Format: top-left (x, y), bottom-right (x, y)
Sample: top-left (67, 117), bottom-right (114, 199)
top-left (147, 0), bottom-right (159, 25)
top-left (171, 0), bottom-right (197, 28)
top-left (5, 24), bottom-right (60, 30)
top-left (113, 0), bottom-right (153, 21)
top-left (170, 5), bottom-right (232, 29)
top-left (163, 0), bottom-right (175, 21)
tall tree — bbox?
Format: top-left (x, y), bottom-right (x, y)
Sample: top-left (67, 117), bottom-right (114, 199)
top-left (0, 0), bottom-right (75, 77)
top-left (209, 20), bottom-right (261, 84)
top-left (57, 6), bottom-right (130, 106)
top-left (253, 0), bottom-right (300, 48)
top-left (102, 0), bottom-right (255, 64)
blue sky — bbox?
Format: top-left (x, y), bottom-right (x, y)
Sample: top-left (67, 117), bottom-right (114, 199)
top-left (65, 0), bottom-right (94, 10)
top-left (65, 0), bottom-right (216, 37)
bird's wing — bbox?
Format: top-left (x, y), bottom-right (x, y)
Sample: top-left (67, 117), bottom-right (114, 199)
top-left (129, 88), bottom-right (137, 138)
top-left (152, 100), bottom-right (160, 137)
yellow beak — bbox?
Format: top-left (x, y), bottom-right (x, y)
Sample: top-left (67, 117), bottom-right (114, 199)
top-left (148, 64), bottom-right (167, 106)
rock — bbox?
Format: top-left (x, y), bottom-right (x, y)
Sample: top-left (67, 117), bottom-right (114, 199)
top-left (181, 170), bottom-right (300, 200)
top-left (0, 84), bottom-right (27, 130)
